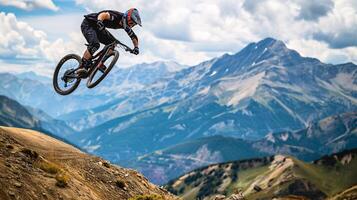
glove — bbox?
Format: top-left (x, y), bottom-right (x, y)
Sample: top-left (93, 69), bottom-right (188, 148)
top-left (132, 47), bottom-right (139, 55)
top-left (97, 20), bottom-right (105, 31)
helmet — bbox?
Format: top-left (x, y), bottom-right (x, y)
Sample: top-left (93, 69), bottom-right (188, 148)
top-left (125, 8), bottom-right (142, 27)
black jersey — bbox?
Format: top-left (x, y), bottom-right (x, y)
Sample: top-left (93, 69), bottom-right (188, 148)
top-left (84, 10), bottom-right (137, 40)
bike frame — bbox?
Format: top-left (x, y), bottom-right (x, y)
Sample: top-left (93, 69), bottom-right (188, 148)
top-left (62, 39), bottom-right (131, 80)
top-left (88, 42), bottom-right (115, 74)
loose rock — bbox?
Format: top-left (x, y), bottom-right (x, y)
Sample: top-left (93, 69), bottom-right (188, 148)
top-left (14, 182), bottom-right (22, 188)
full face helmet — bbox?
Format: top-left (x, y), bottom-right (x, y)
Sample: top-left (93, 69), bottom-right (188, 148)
top-left (125, 8), bottom-right (142, 27)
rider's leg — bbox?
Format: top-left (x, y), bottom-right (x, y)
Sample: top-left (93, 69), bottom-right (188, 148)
top-left (98, 29), bottom-right (115, 49)
top-left (81, 19), bottom-right (99, 62)
top-left (82, 42), bottom-right (99, 69)
top-left (96, 30), bottom-right (115, 72)
top-left (77, 50), bottom-right (95, 78)
top-left (78, 19), bottom-right (100, 76)
top-left (82, 49), bottom-right (92, 61)
top-left (80, 49), bottom-right (93, 72)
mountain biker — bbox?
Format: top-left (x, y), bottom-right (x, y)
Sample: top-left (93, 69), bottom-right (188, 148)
top-left (77, 8), bottom-right (142, 77)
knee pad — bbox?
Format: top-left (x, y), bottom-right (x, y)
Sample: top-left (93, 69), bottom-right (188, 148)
top-left (87, 43), bottom-right (100, 55)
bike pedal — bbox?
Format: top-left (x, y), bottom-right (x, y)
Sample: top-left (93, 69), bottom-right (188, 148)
top-left (76, 68), bottom-right (89, 78)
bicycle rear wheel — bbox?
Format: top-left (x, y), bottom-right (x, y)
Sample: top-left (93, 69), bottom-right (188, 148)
top-left (53, 54), bottom-right (82, 95)
top-left (87, 50), bottom-right (119, 88)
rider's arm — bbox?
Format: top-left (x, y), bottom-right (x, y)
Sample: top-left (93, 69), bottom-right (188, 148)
top-left (125, 27), bottom-right (139, 48)
top-left (97, 12), bottom-right (110, 21)
top-left (132, 37), bottom-right (138, 48)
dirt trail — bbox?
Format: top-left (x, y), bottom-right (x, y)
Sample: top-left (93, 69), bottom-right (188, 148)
top-left (0, 126), bottom-right (176, 200)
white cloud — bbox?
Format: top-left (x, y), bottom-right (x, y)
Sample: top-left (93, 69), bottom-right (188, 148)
top-left (2, 0), bottom-right (357, 76)
top-left (0, 0), bottom-right (59, 11)
top-left (0, 12), bottom-right (45, 59)
top-left (295, 0), bottom-right (334, 21)
top-left (76, 0), bottom-right (330, 65)
top-left (287, 39), bottom-right (357, 64)
top-left (0, 60), bottom-right (53, 76)
top-left (313, 0), bottom-right (357, 48)
top-left (0, 12), bottom-right (83, 61)
top-left (20, 13), bottom-right (85, 41)
top-left (0, 12), bottom-right (84, 75)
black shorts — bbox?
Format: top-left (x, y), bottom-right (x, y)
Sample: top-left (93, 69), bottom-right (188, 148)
top-left (81, 18), bottom-right (115, 46)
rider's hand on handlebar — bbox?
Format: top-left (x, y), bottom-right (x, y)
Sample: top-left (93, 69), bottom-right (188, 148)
top-left (132, 47), bottom-right (139, 55)
top-left (97, 20), bottom-right (105, 31)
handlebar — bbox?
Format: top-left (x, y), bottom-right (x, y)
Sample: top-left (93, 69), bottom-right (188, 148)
top-left (104, 29), bottom-right (134, 53)
top-left (114, 40), bottom-right (134, 53)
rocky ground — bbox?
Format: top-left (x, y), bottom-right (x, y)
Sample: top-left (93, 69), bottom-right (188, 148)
top-left (0, 126), bottom-right (177, 200)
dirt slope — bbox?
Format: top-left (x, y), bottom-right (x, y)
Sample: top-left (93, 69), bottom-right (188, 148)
top-left (0, 126), bottom-right (176, 200)
top-left (329, 185), bottom-right (357, 200)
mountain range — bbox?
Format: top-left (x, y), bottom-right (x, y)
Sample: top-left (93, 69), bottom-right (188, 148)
top-left (0, 95), bottom-right (77, 147)
top-left (127, 111), bottom-right (357, 184)
top-left (67, 38), bottom-right (357, 171)
top-left (1, 37), bottom-right (357, 186)
top-left (0, 72), bottom-right (108, 117)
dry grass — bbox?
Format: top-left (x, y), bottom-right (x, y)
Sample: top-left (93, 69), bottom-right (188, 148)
top-left (35, 160), bottom-right (61, 174)
top-left (55, 173), bottom-right (69, 188)
top-left (129, 194), bottom-right (165, 200)
top-left (34, 159), bottom-right (70, 187)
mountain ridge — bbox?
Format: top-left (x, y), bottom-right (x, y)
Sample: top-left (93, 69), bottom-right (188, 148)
top-left (165, 148), bottom-right (357, 200)
top-left (128, 111), bottom-right (357, 184)
top-left (3, 38), bottom-right (356, 187)
top-left (0, 95), bottom-right (79, 149)
top-left (68, 38), bottom-right (357, 182)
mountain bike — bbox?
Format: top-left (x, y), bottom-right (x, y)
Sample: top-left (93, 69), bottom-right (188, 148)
top-left (53, 34), bottom-right (133, 95)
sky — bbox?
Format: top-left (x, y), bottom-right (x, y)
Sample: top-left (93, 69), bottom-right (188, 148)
top-left (0, 0), bottom-right (357, 76)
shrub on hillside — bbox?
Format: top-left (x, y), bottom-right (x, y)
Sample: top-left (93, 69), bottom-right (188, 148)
top-left (55, 173), bottom-right (69, 188)
top-left (35, 160), bottom-right (61, 174)
top-left (129, 194), bottom-right (164, 200)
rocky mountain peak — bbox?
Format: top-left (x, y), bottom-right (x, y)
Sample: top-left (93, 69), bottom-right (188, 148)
top-left (205, 38), bottom-right (304, 80)
top-left (254, 37), bottom-right (285, 50)
top-left (232, 37), bottom-right (289, 58)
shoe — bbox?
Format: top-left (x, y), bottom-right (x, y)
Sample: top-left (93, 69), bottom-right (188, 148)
top-left (77, 58), bottom-right (92, 78)
top-left (76, 68), bottom-right (89, 78)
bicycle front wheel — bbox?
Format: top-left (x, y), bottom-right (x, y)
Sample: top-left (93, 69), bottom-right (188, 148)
top-left (87, 50), bottom-right (119, 88)
top-left (53, 54), bottom-right (82, 95)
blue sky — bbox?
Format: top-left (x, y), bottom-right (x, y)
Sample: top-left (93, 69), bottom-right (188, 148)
top-left (0, 0), bottom-right (357, 76)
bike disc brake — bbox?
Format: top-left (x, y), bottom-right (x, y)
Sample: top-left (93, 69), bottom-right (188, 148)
top-left (62, 69), bottom-right (76, 84)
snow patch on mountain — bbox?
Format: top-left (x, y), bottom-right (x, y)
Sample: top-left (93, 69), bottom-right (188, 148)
top-left (111, 117), bottom-right (139, 133)
top-left (198, 86), bottom-right (210, 95)
top-left (207, 120), bottom-right (235, 135)
top-left (159, 132), bottom-right (177, 142)
top-left (280, 133), bottom-right (289, 141)
top-left (171, 124), bottom-right (185, 131)
top-left (210, 71), bottom-right (217, 77)
top-left (266, 133), bottom-right (276, 143)
top-left (241, 109), bottom-right (253, 116)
